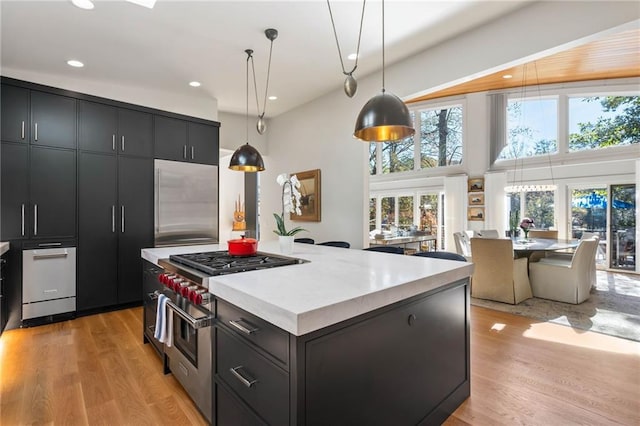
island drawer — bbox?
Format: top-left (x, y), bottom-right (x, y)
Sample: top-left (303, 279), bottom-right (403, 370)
top-left (217, 326), bottom-right (289, 426)
top-left (217, 298), bottom-right (289, 367)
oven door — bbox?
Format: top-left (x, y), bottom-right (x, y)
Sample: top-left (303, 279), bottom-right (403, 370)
top-left (164, 297), bottom-right (214, 424)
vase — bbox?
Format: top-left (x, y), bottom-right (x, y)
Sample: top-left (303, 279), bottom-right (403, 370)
top-left (279, 235), bottom-right (294, 254)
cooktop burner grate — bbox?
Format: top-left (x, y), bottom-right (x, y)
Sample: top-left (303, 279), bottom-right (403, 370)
top-left (169, 251), bottom-right (299, 276)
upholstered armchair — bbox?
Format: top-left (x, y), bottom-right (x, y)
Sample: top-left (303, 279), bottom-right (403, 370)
top-left (470, 238), bottom-right (532, 304)
top-left (529, 238), bottom-right (599, 304)
top-left (474, 229), bottom-right (499, 239)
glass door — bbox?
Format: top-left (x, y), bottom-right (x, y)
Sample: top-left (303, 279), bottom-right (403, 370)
top-left (609, 184), bottom-right (636, 270)
top-left (570, 187), bottom-right (607, 266)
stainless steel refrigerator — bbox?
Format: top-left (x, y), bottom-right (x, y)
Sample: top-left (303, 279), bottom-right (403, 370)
top-left (154, 159), bottom-right (219, 247)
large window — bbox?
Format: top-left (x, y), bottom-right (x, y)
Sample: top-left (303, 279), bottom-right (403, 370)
top-left (370, 104), bottom-right (464, 175)
top-left (569, 96), bottom-right (640, 151)
top-left (507, 189), bottom-right (555, 230)
top-left (499, 97), bottom-right (558, 160)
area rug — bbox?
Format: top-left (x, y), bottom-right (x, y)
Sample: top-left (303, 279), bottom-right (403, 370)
top-left (471, 270), bottom-right (640, 342)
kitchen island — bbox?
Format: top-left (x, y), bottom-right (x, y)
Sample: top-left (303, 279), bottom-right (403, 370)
top-left (142, 241), bottom-right (473, 425)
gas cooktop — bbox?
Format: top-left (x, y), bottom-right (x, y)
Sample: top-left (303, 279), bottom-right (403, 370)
top-left (168, 251), bottom-right (300, 276)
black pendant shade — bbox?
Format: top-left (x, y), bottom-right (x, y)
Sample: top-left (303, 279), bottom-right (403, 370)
top-left (229, 143), bottom-right (265, 172)
top-left (353, 91), bottom-right (415, 142)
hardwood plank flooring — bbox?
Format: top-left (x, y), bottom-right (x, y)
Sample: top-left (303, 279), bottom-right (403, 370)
top-left (1, 305), bottom-right (638, 425)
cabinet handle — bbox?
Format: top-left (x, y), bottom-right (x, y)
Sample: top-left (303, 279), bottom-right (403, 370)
top-left (229, 319), bottom-right (259, 335)
top-left (191, 146), bottom-right (195, 160)
top-left (34, 123), bottom-right (38, 141)
top-left (34, 204), bottom-right (38, 236)
top-left (21, 121), bottom-right (25, 139)
top-left (121, 136), bottom-right (125, 152)
top-left (112, 205), bottom-right (116, 233)
top-left (112, 134), bottom-right (116, 151)
top-left (183, 145), bottom-right (187, 159)
top-left (21, 203), bottom-right (25, 236)
top-left (229, 366), bottom-right (258, 388)
top-left (121, 205), bottom-right (125, 233)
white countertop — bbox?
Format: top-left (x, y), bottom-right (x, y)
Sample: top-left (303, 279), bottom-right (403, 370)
top-left (142, 241), bottom-right (473, 336)
top-left (0, 242), bottom-right (9, 256)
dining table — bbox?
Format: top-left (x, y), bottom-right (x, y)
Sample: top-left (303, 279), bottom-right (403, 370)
top-left (511, 237), bottom-right (580, 260)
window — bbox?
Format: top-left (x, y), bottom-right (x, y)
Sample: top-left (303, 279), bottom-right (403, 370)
top-left (499, 97), bottom-right (558, 160)
top-left (398, 196), bottom-right (413, 231)
top-left (380, 197), bottom-right (395, 231)
top-left (420, 106), bottom-right (463, 167)
top-left (419, 194), bottom-right (439, 235)
top-left (507, 189), bottom-right (555, 230)
top-left (369, 104), bottom-right (464, 175)
top-left (369, 197), bottom-right (376, 232)
top-left (569, 96), bottom-right (640, 152)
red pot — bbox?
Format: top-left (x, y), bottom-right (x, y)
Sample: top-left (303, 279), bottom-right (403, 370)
top-left (228, 236), bottom-right (258, 256)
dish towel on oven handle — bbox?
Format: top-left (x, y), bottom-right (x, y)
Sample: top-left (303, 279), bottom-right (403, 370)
top-left (154, 294), bottom-right (173, 347)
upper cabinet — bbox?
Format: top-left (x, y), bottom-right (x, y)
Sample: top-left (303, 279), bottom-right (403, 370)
top-left (79, 101), bottom-right (152, 157)
top-left (1, 87), bottom-right (76, 149)
top-left (155, 115), bottom-right (218, 165)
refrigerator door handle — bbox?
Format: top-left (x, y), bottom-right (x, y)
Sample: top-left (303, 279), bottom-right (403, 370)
top-left (121, 205), bottom-right (125, 233)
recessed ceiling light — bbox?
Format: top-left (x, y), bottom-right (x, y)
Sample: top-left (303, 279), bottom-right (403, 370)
top-left (189, 81), bottom-right (201, 87)
top-left (347, 53), bottom-right (358, 60)
top-left (71, 0), bottom-right (94, 10)
top-left (502, 74), bottom-right (513, 79)
top-left (67, 60), bottom-right (84, 68)
top-left (126, 0), bottom-right (157, 9)
top-left (268, 96), bottom-right (278, 101)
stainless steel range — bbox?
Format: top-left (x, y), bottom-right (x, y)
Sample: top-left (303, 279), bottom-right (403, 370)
top-left (143, 250), bottom-right (303, 424)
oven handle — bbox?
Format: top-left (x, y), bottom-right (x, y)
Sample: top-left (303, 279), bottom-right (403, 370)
top-left (150, 291), bottom-right (213, 329)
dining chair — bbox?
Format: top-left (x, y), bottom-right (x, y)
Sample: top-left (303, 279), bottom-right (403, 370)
top-left (453, 232), bottom-right (472, 261)
top-left (294, 237), bottom-right (315, 244)
top-left (413, 251), bottom-right (467, 262)
top-left (528, 229), bottom-right (558, 239)
top-left (470, 238), bottom-right (532, 304)
top-left (363, 246), bottom-right (404, 255)
top-left (474, 229), bottom-right (499, 239)
top-left (539, 235), bottom-right (600, 291)
top-left (529, 238), bottom-right (598, 304)
top-left (317, 241), bottom-right (351, 249)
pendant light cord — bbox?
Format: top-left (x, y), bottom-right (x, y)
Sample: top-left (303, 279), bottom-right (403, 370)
top-left (381, 0), bottom-right (385, 92)
top-left (245, 50), bottom-right (252, 143)
top-left (327, 0), bottom-right (366, 76)
top-left (249, 36), bottom-right (275, 119)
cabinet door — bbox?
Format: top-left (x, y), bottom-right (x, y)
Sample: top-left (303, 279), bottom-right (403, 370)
top-left (188, 122), bottom-right (219, 165)
top-left (79, 101), bottom-right (118, 153)
top-left (1, 143), bottom-right (29, 240)
top-left (29, 147), bottom-right (76, 239)
top-left (154, 115), bottom-right (188, 162)
top-left (118, 109), bottom-right (152, 157)
top-left (117, 156), bottom-right (153, 304)
top-left (1, 85), bottom-right (29, 144)
top-left (30, 91), bottom-right (77, 149)
top-left (78, 152), bottom-right (118, 310)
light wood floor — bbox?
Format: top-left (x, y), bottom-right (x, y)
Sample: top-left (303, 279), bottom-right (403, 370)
top-left (1, 305), bottom-right (638, 425)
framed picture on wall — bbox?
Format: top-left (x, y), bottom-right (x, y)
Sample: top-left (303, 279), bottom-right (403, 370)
top-left (468, 207), bottom-right (485, 221)
top-left (468, 178), bottom-right (484, 192)
top-left (290, 169), bottom-right (321, 222)
top-left (468, 193), bottom-right (484, 206)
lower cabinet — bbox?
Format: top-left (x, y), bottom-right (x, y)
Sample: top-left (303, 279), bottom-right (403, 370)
top-left (78, 152), bottom-right (152, 310)
top-left (214, 279), bottom-right (470, 425)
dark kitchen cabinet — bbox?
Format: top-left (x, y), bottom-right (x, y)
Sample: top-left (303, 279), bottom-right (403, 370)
top-left (155, 115), bottom-right (218, 165)
top-left (79, 101), bottom-right (152, 157)
top-left (117, 156), bottom-right (153, 304)
top-left (1, 85), bottom-right (29, 144)
top-left (30, 91), bottom-right (76, 149)
top-left (77, 153), bottom-right (152, 310)
top-left (30, 147), bottom-right (76, 240)
top-left (78, 152), bottom-right (118, 310)
top-left (0, 143), bottom-right (29, 240)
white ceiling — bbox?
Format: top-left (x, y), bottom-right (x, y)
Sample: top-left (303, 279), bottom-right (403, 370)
top-left (1, 0), bottom-right (531, 118)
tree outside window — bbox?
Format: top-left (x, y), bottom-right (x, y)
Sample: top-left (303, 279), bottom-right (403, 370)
top-left (420, 106), bottom-right (463, 167)
top-left (500, 97), bottom-right (558, 159)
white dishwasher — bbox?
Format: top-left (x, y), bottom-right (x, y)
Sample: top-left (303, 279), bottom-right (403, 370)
top-left (22, 247), bottom-right (76, 320)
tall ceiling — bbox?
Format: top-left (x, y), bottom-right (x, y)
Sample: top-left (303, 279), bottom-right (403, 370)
top-left (0, 0), bottom-right (532, 117)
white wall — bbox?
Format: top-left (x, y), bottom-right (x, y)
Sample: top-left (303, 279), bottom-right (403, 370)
top-left (218, 111), bottom-right (268, 154)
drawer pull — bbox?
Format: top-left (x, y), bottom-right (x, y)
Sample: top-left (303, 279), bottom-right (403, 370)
top-left (43, 289), bottom-right (58, 294)
top-left (229, 319), bottom-right (259, 335)
top-left (230, 366), bottom-right (258, 388)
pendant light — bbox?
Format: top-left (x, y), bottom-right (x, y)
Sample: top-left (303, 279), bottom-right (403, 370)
top-left (251, 28), bottom-right (278, 135)
top-left (353, 0), bottom-right (414, 142)
top-left (327, 0), bottom-right (366, 98)
top-left (229, 49), bottom-right (265, 172)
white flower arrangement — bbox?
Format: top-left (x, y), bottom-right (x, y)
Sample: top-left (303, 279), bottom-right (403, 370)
top-left (274, 173), bottom-right (307, 236)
